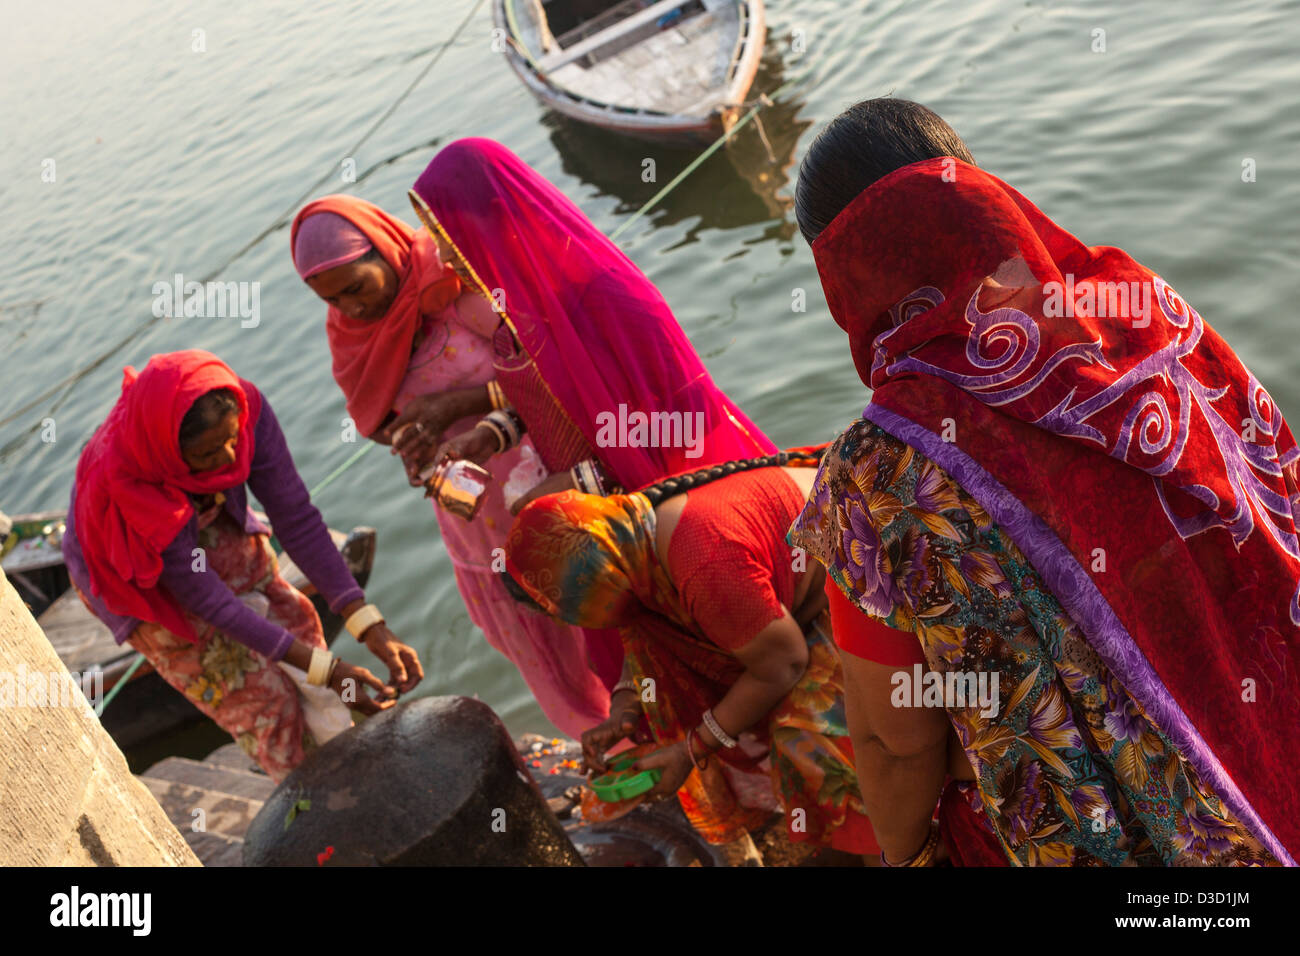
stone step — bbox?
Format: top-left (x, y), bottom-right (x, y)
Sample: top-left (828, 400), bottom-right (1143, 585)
top-left (201, 742), bottom-right (265, 775)
top-left (138, 771), bottom-right (266, 852)
top-left (182, 830), bottom-right (245, 868)
top-left (145, 755), bottom-right (275, 802)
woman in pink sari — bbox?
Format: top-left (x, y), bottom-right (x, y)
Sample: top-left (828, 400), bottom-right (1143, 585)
top-left (292, 196), bottom-right (617, 737)
top-left (292, 149), bottom-right (771, 736)
top-left (402, 138), bottom-right (775, 502)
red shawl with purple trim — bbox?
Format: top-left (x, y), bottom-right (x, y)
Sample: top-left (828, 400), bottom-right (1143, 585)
top-left (812, 157), bottom-right (1300, 860)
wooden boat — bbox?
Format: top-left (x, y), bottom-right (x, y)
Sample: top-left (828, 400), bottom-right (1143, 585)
top-left (495, 0), bottom-right (766, 145)
top-left (2, 508), bottom-right (375, 753)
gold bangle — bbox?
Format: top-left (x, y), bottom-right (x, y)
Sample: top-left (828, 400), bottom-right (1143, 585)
top-left (881, 824), bottom-right (941, 867)
top-left (475, 418), bottom-right (507, 453)
top-left (487, 380), bottom-right (507, 411)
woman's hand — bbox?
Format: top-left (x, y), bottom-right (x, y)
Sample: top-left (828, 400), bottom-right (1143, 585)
top-left (377, 388), bottom-right (490, 484)
top-left (636, 740), bottom-right (694, 800)
top-left (430, 426), bottom-right (499, 474)
top-left (509, 470), bottom-right (577, 515)
top-left (580, 690), bottom-right (641, 774)
top-left (362, 623), bottom-right (424, 695)
top-left (328, 658), bottom-right (395, 716)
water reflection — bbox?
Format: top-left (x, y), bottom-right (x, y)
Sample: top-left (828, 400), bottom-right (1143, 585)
top-left (543, 48), bottom-right (810, 244)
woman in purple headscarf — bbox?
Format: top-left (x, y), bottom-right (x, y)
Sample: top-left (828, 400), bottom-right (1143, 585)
top-left (291, 141), bottom-right (773, 739)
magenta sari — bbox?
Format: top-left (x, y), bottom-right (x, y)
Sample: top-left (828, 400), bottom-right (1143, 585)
top-left (407, 138), bottom-right (775, 492)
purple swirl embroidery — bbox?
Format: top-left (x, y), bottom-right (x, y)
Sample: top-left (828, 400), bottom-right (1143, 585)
top-left (878, 280), bottom-right (1300, 593)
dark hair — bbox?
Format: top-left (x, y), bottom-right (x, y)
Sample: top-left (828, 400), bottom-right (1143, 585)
top-left (639, 448), bottom-right (825, 507)
top-left (501, 570), bottom-right (546, 612)
top-left (500, 449), bottom-right (826, 609)
top-left (179, 388), bottom-right (240, 448)
top-left (795, 98), bottom-right (974, 244)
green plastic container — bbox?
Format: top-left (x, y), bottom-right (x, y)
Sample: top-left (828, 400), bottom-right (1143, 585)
top-left (590, 751), bottom-right (662, 802)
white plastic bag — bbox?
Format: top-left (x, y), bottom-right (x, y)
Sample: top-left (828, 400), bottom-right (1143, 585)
top-left (237, 591), bottom-right (353, 746)
top-left (503, 442), bottom-right (551, 511)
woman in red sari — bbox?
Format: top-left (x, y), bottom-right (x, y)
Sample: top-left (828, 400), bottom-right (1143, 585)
top-left (62, 351), bottom-right (421, 781)
top-left (790, 98), bottom-right (1299, 866)
top-left (506, 451), bottom-right (877, 862)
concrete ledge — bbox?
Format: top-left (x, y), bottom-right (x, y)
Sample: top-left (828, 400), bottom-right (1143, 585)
top-left (0, 568), bottom-right (199, 866)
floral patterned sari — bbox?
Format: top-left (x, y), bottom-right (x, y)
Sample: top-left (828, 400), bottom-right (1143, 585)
top-left (82, 502), bottom-right (328, 782)
top-left (506, 474), bottom-right (874, 852)
top-left (792, 421), bottom-right (1279, 865)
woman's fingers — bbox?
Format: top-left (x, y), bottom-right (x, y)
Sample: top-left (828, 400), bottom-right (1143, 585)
top-left (371, 635), bottom-right (408, 689)
top-left (353, 664), bottom-right (394, 699)
top-left (581, 728), bottom-right (613, 774)
top-left (400, 646), bottom-right (424, 689)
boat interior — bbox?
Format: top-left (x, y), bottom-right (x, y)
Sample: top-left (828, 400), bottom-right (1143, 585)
top-left (509, 0), bottom-right (751, 116)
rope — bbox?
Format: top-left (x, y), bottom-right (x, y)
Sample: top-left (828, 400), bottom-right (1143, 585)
top-left (307, 443), bottom-right (373, 499)
top-left (93, 649), bottom-right (147, 717)
top-left (609, 69), bottom-right (811, 241)
top-left (87, 11), bottom-right (816, 717)
top-left (0, 0), bottom-right (488, 435)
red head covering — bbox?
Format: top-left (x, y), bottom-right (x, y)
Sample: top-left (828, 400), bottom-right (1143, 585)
top-left (811, 157), bottom-right (1300, 860)
top-left (72, 350), bottom-right (263, 641)
top-left (291, 196), bottom-right (463, 438)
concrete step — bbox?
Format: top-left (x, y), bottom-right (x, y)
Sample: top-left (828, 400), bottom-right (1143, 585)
top-left (201, 742), bottom-right (265, 775)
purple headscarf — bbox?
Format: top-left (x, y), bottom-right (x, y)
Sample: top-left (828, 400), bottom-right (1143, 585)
top-left (292, 211), bottom-right (373, 279)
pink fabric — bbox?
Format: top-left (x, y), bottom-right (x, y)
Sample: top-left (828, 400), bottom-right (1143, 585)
top-left (393, 290), bottom-right (619, 737)
top-left (292, 195), bottom-right (463, 438)
top-left (409, 138), bottom-right (775, 491)
top-left (292, 212), bottom-right (373, 279)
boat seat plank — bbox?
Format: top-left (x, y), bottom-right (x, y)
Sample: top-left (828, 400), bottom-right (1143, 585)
top-left (550, 12), bottom-right (732, 113)
top-left (537, 0), bottom-right (697, 72)
top-left (38, 588), bottom-right (134, 676)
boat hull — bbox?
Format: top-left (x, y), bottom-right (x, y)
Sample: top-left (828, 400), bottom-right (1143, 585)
top-left (495, 0), bottom-right (765, 147)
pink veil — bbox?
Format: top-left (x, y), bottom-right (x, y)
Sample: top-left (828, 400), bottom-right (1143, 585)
top-left (408, 138), bottom-right (774, 491)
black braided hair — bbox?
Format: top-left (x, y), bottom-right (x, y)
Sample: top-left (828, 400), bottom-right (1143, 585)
top-left (639, 447), bottom-right (826, 507)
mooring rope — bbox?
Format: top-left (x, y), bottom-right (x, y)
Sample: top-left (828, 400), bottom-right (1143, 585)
top-left (0, 0), bottom-right (489, 438)
top-left (84, 6), bottom-right (823, 716)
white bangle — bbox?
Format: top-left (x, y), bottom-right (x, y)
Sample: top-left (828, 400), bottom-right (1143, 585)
top-left (701, 708), bottom-right (737, 748)
top-left (344, 603), bottom-right (384, 641)
top-left (307, 647), bottom-right (335, 686)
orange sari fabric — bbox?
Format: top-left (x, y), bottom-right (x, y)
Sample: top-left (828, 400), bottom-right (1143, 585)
top-left (505, 467), bottom-right (876, 852)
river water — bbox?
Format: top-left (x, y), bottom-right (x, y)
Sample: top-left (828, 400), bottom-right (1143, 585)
top-left (3, 0), bottom-right (1298, 736)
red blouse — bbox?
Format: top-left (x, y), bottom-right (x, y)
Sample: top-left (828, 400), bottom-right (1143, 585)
top-left (665, 467), bottom-right (803, 651)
